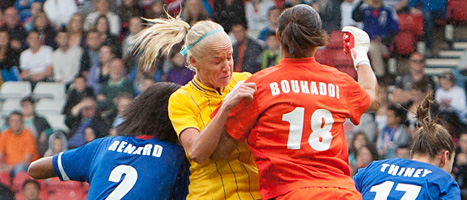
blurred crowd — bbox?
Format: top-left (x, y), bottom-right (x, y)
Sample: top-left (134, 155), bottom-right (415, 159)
top-left (0, 0), bottom-right (466, 199)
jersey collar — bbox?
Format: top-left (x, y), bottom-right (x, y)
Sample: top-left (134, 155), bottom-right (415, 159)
top-left (135, 135), bottom-right (156, 140)
top-left (279, 57), bottom-right (316, 65)
top-left (191, 76), bottom-right (225, 96)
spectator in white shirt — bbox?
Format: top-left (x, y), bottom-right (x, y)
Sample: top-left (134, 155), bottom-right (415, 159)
top-left (341, 0), bottom-right (362, 28)
top-left (19, 31), bottom-right (53, 83)
top-left (52, 29), bottom-right (83, 85)
top-left (436, 72), bottom-right (467, 114)
top-left (83, 0), bottom-right (121, 36)
top-left (245, 0), bottom-right (276, 37)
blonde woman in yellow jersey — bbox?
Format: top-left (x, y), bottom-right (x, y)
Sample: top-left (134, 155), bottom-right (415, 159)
top-left (133, 13), bottom-right (261, 200)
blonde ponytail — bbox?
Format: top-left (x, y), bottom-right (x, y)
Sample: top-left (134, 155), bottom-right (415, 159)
top-left (133, 13), bottom-right (190, 70)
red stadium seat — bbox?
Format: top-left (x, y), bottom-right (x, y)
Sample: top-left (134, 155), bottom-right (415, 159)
top-left (331, 49), bottom-right (353, 67)
top-left (37, 179), bottom-right (49, 199)
top-left (0, 172), bottom-right (11, 187)
top-left (398, 13), bottom-right (424, 37)
top-left (47, 177), bottom-right (85, 200)
top-left (327, 31), bottom-right (344, 49)
top-left (48, 189), bottom-right (85, 200)
top-left (330, 49), bottom-right (357, 79)
top-left (391, 31), bottom-right (417, 55)
top-left (447, 0), bottom-right (467, 22)
top-left (11, 172), bottom-right (32, 192)
top-left (314, 48), bottom-right (335, 66)
top-left (15, 191), bottom-right (24, 200)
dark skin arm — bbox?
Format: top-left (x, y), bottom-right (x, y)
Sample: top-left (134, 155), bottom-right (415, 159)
top-left (28, 156), bottom-right (57, 179)
top-left (210, 130), bottom-right (239, 160)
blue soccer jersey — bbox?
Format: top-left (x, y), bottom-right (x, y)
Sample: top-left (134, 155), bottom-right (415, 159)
top-left (353, 158), bottom-right (460, 200)
top-left (52, 136), bottom-right (189, 200)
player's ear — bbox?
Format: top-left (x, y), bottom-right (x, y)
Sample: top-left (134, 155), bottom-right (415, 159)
top-left (439, 150), bottom-right (449, 167)
top-left (189, 55), bottom-right (198, 70)
top-left (276, 31), bottom-right (281, 42)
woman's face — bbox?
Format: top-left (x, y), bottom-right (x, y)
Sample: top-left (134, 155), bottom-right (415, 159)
top-left (386, 110), bottom-right (399, 128)
top-left (128, 17), bottom-right (142, 35)
top-left (439, 78), bottom-right (453, 91)
top-left (190, 34), bottom-right (233, 89)
top-left (0, 31), bottom-right (9, 47)
top-left (96, 17), bottom-right (109, 34)
top-left (53, 138), bottom-right (63, 153)
top-left (100, 46), bottom-right (114, 63)
top-left (34, 14), bottom-right (47, 30)
top-left (74, 77), bottom-right (86, 92)
top-left (70, 15), bottom-right (83, 33)
top-left (353, 134), bottom-right (367, 150)
top-left (84, 127), bottom-right (97, 142)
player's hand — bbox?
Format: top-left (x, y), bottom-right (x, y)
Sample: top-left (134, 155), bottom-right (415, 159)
top-left (223, 81), bottom-right (257, 110)
top-left (342, 26), bottom-right (371, 70)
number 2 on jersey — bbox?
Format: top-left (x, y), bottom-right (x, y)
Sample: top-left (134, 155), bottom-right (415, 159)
top-left (106, 165), bottom-right (138, 200)
top-left (283, 108), bottom-right (334, 151)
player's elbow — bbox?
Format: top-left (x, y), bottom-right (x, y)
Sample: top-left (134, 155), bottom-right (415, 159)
top-left (28, 161), bottom-right (41, 179)
top-left (188, 151), bottom-right (208, 164)
top-left (368, 96), bottom-right (380, 111)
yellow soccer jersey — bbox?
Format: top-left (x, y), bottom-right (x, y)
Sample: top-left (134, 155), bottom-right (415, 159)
top-left (168, 72), bottom-right (260, 200)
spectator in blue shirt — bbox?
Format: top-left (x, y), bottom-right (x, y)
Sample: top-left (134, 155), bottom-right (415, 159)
top-left (408, 0), bottom-right (446, 56)
top-left (353, 0), bottom-right (399, 77)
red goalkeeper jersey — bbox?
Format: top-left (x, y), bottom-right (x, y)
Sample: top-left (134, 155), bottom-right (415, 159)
top-left (223, 57), bottom-right (370, 199)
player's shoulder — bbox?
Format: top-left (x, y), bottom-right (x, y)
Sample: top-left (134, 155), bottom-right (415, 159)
top-left (247, 65), bottom-right (282, 83)
top-left (169, 84), bottom-right (191, 102)
top-left (317, 63), bottom-right (357, 85)
top-left (231, 72), bottom-right (252, 82)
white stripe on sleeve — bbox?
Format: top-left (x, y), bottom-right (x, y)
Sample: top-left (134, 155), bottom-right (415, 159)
top-left (57, 152), bottom-right (70, 181)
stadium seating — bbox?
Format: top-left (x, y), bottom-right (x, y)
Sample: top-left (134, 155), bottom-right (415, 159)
top-left (47, 177), bottom-right (86, 200)
top-left (11, 172), bottom-right (32, 192)
top-left (0, 81), bottom-right (31, 100)
top-left (447, 0), bottom-right (467, 22)
top-left (314, 48), bottom-right (335, 66)
top-left (35, 99), bottom-right (65, 115)
top-left (32, 82), bottom-right (66, 100)
top-left (327, 30), bottom-right (344, 49)
top-left (331, 49), bottom-right (357, 79)
top-left (391, 31), bottom-right (417, 55)
top-left (398, 13), bottom-right (424, 37)
top-left (0, 172), bottom-right (11, 187)
top-left (43, 114), bottom-right (69, 132)
top-left (0, 98), bottom-right (21, 118)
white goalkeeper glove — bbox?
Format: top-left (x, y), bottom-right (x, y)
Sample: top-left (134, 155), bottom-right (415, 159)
top-left (342, 26), bottom-right (371, 70)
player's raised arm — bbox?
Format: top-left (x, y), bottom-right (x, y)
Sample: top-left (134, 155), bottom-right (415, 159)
top-left (28, 156), bottom-right (56, 179)
top-left (342, 26), bottom-right (379, 111)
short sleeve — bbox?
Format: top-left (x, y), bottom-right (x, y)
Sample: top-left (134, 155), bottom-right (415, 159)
top-left (440, 178), bottom-right (461, 200)
top-left (168, 90), bottom-right (201, 137)
top-left (52, 139), bottom-right (102, 182)
top-left (345, 76), bottom-right (370, 125)
top-left (223, 78), bottom-right (261, 142)
top-left (352, 168), bottom-right (365, 192)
